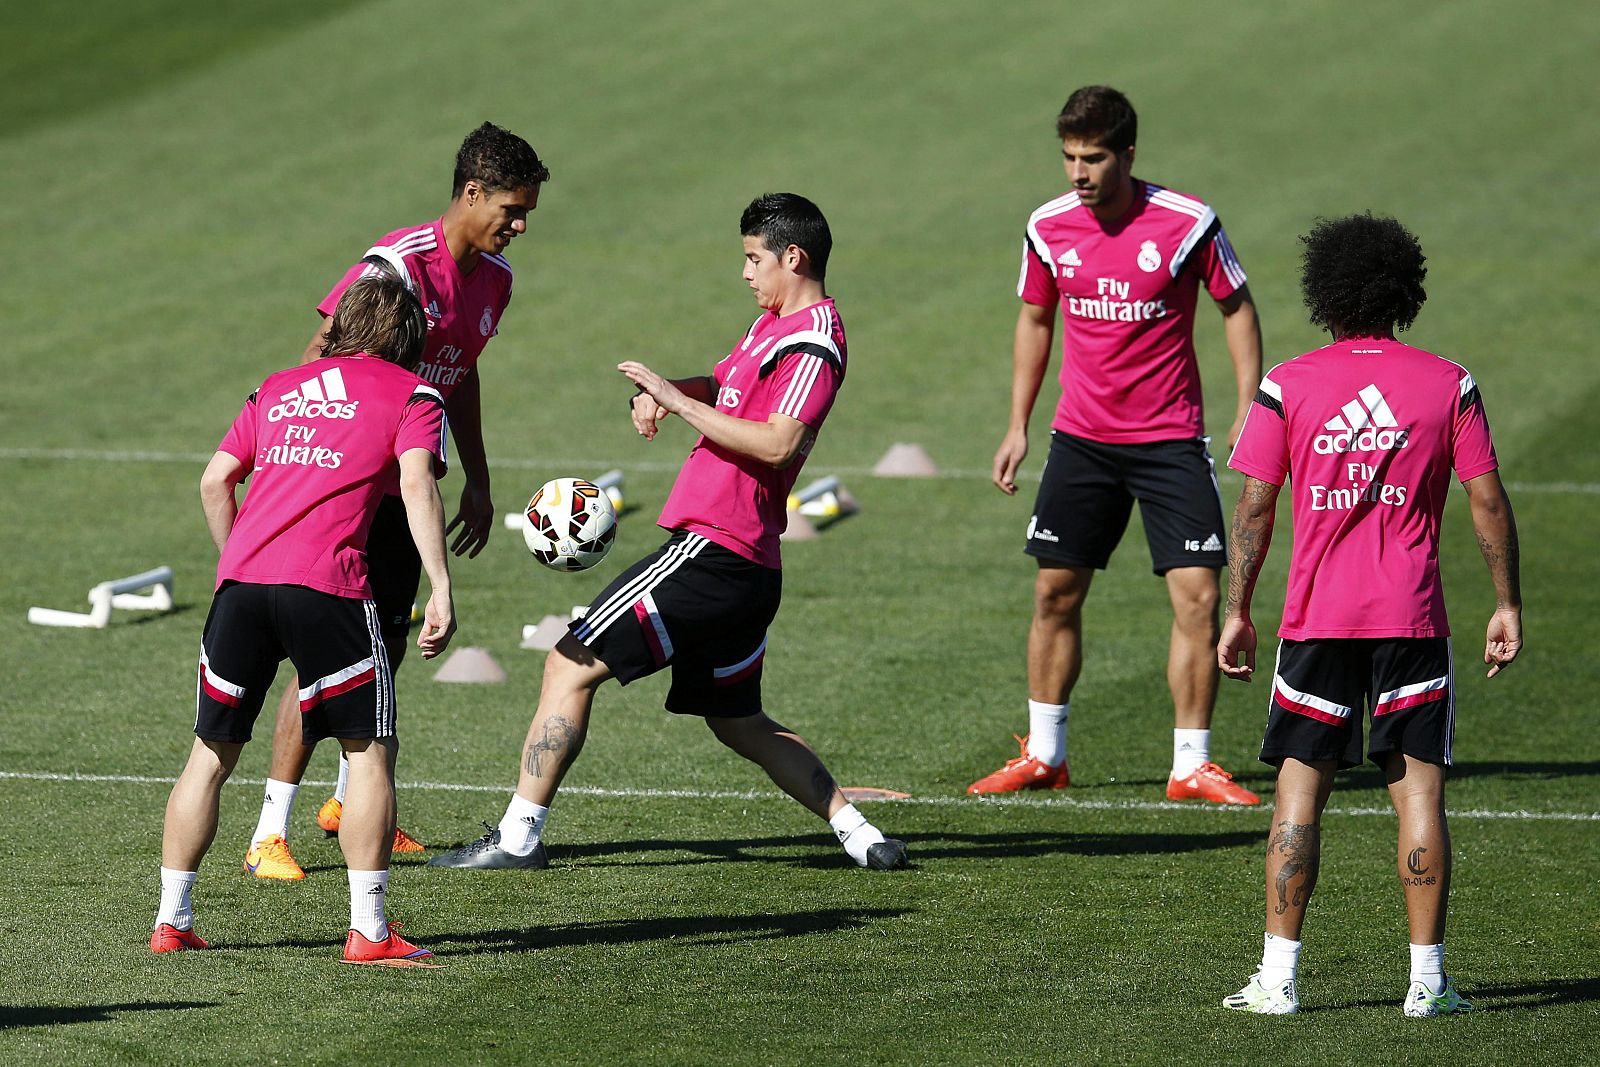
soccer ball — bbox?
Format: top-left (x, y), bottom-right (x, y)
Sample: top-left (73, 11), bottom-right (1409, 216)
top-left (521, 477), bottom-right (618, 571)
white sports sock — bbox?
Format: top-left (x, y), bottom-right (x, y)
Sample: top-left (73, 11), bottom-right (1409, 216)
top-left (1172, 729), bottom-right (1211, 777)
top-left (1026, 700), bottom-right (1070, 766)
top-left (1259, 932), bottom-right (1302, 986)
top-left (251, 778), bottom-right (300, 846)
top-left (156, 867), bottom-right (198, 930)
top-left (829, 803), bottom-right (887, 866)
top-left (1409, 942), bottom-right (1445, 994)
top-left (497, 794), bottom-right (549, 856)
top-left (348, 869), bottom-right (390, 942)
top-left (333, 752), bottom-right (350, 804)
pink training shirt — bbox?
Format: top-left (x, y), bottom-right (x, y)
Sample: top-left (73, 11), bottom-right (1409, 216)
top-left (1228, 338), bottom-right (1498, 639)
top-left (1018, 181), bottom-right (1246, 443)
top-left (317, 218), bottom-right (513, 399)
top-left (657, 299), bottom-right (847, 568)
top-left (214, 355), bottom-right (448, 598)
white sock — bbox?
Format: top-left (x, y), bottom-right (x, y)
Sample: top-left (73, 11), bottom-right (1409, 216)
top-left (1172, 729), bottom-right (1211, 777)
top-left (156, 867), bottom-right (198, 930)
top-left (1260, 932), bottom-right (1302, 987)
top-left (348, 869), bottom-right (390, 942)
top-left (497, 794), bottom-right (549, 856)
top-left (1409, 942), bottom-right (1445, 994)
top-left (251, 778), bottom-right (299, 846)
top-left (333, 752), bottom-right (350, 804)
top-left (1026, 700), bottom-right (1070, 766)
top-left (829, 803), bottom-right (886, 866)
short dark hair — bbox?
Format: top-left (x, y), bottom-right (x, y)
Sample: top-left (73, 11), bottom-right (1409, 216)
top-left (323, 275), bottom-right (428, 370)
top-left (740, 193), bottom-right (832, 280)
top-left (1299, 213), bottom-right (1428, 336)
top-left (1055, 85), bottom-right (1138, 154)
top-left (452, 122), bottom-right (550, 198)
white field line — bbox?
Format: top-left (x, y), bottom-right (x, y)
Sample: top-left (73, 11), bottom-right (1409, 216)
top-left (3, 446), bottom-right (1598, 494)
top-left (1, 769), bottom-right (1595, 822)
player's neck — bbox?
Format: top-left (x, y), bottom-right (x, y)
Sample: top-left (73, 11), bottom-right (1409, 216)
top-left (770, 279), bottom-right (827, 318)
top-left (1087, 177), bottom-right (1139, 224)
top-left (439, 209), bottom-right (481, 275)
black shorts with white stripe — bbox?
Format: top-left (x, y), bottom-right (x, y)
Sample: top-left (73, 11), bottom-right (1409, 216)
top-left (195, 581), bottom-right (396, 745)
top-left (1260, 636), bottom-right (1455, 769)
top-left (569, 530), bottom-right (782, 718)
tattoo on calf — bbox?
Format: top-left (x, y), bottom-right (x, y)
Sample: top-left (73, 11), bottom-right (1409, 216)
top-left (810, 766), bottom-right (837, 807)
top-left (524, 715), bottom-right (581, 779)
top-left (1269, 820), bottom-right (1320, 917)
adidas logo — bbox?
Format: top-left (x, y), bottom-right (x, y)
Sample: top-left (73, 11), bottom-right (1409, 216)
top-left (1201, 533), bottom-right (1223, 552)
top-left (267, 367), bottom-right (359, 422)
top-left (424, 299), bottom-right (441, 323)
top-left (367, 884), bottom-right (386, 896)
top-left (1057, 247), bottom-right (1081, 277)
top-left (1313, 384), bottom-right (1408, 455)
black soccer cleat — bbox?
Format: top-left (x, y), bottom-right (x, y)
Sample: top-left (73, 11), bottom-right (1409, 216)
top-left (425, 825), bottom-right (549, 870)
top-left (864, 838), bottom-right (909, 870)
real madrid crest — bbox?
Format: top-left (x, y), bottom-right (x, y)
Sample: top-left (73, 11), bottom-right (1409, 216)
top-left (1137, 240), bottom-right (1162, 273)
top-left (479, 306), bottom-right (494, 337)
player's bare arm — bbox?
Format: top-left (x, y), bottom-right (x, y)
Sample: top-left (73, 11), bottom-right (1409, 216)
top-left (618, 361), bottom-right (811, 468)
top-left (993, 300), bottom-right (1056, 495)
top-left (443, 369), bottom-right (494, 559)
top-left (399, 446), bottom-right (456, 659)
top-left (1464, 469), bottom-right (1522, 677)
top-left (628, 375), bottom-right (713, 440)
top-left (199, 451), bottom-right (247, 553)
top-left (1219, 475), bottom-right (1280, 680)
top-left (1216, 285), bottom-right (1263, 450)
top-left (300, 315), bottom-right (332, 365)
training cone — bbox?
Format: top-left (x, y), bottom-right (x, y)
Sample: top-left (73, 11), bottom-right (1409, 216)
top-left (780, 510), bottom-right (819, 541)
top-left (872, 443), bottom-right (939, 477)
top-left (520, 614), bottom-right (572, 651)
top-left (433, 647), bottom-right (507, 683)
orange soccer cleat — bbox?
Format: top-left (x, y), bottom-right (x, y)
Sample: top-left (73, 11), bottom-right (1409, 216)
top-left (966, 735), bottom-right (1070, 795)
top-left (341, 923), bottom-right (439, 967)
top-left (1166, 761), bottom-right (1261, 805)
top-left (244, 834), bottom-right (307, 880)
top-left (316, 796), bottom-right (343, 835)
top-left (151, 924), bottom-right (210, 953)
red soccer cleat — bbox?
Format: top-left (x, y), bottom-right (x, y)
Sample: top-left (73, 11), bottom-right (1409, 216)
top-left (151, 924), bottom-right (210, 953)
top-left (966, 735), bottom-right (1070, 795)
top-left (341, 923), bottom-right (440, 967)
top-left (392, 827), bottom-right (426, 853)
top-left (1166, 761), bottom-right (1260, 805)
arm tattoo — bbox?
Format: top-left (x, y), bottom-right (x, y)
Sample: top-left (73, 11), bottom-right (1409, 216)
top-left (1268, 819), bottom-right (1320, 917)
top-left (1225, 478), bottom-right (1278, 615)
top-left (524, 714), bottom-right (582, 779)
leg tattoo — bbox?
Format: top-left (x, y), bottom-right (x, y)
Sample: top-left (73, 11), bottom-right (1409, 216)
top-left (524, 715), bottom-right (581, 779)
top-left (810, 766), bottom-right (837, 809)
top-left (1269, 820), bottom-right (1320, 917)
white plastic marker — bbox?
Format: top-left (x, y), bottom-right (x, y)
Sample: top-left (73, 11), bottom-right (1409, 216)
top-left (29, 566), bottom-right (174, 629)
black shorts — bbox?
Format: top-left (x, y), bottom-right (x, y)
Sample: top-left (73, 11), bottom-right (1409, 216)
top-left (568, 531), bottom-right (782, 718)
top-left (366, 493), bottom-right (422, 651)
top-left (195, 581), bottom-right (396, 745)
top-left (1025, 431), bottom-right (1226, 574)
top-left (1261, 637), bottom-right (1455, 769)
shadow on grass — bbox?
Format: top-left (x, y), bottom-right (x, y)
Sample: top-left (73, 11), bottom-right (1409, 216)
top-left (1306, 976), bottom-right (1600, 1013)
top-left (0, 1001), bottom-right (219, 1030)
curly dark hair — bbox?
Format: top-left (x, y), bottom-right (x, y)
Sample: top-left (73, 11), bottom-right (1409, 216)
top-left (452, 122), bottom-right (550, 198)
top-left (1299, 213), bottom-right (1427, 336)
top-left (1056, 85), bottom-right (1137, 153)
top-left (741, 192), bottom-right (832, 280)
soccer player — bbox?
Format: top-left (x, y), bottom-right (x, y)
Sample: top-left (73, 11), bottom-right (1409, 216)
top-left (152, 275), bottom-right (456, 964)
top-left (242, 122), bottom-right (549, 879)
top-left (970, 86), bottom-right (1264, 803)
top-left (427, 193), bottom-right (908, 872)
top-left (1218, 213), bottom-right (1521, 1015)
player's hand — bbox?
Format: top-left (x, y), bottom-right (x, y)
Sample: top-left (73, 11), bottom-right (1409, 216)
top-left (1217, 614), bottom-right (1257, 681)
top-left (446, 481), bottom-right (493, 558)
top-left (628, 391), bottom-right (670, 440)
top-left (618, 362), bottom-right (687, 416)
top-left (992, 430), bottom-right (1029, 495)
top-left (1226, 414), bottom-right (1247, 452)
top-left (416, 589), bottom-right (455, 659)
top-left (1484, 607), bottom-right (1522, 678)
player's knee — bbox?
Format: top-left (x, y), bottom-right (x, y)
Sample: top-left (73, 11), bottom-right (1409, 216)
top-left (1034, 571), bottom-right (1087, 621)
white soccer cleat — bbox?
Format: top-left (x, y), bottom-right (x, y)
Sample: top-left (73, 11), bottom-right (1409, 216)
top-left (1223, 973), bottom-right (1298, 1015)
top-left (1403, 977), bottom-right (1474, 1017)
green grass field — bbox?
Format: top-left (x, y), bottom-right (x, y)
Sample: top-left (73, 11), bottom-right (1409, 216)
top-left (3, 1), bottom-right (1597, 1063)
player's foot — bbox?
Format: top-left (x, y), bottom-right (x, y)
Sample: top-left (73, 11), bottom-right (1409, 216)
top-left (150, 923), bottom-right (210, 953)
top-left (316, 796), bottom-right (343, 835)
top-left (965, 735), bottom-right (1070, 795)
top-left (862, 839), bottom-right (909, 870)
top-left (1223, 973), bottom-right (1298, 1015)
top-left (1403, 977), bottom-right (1473, 1017)
top-left (426, 825), bottom-right (548, 870)
top-left (244, 834), bottom-right (306, 880)
top-left (341, 923), bottom-right (438, 967)
top-left (1166, 761), bottom-right (1261, 806)
top-left (392, 827), bottom-right (426, 853)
